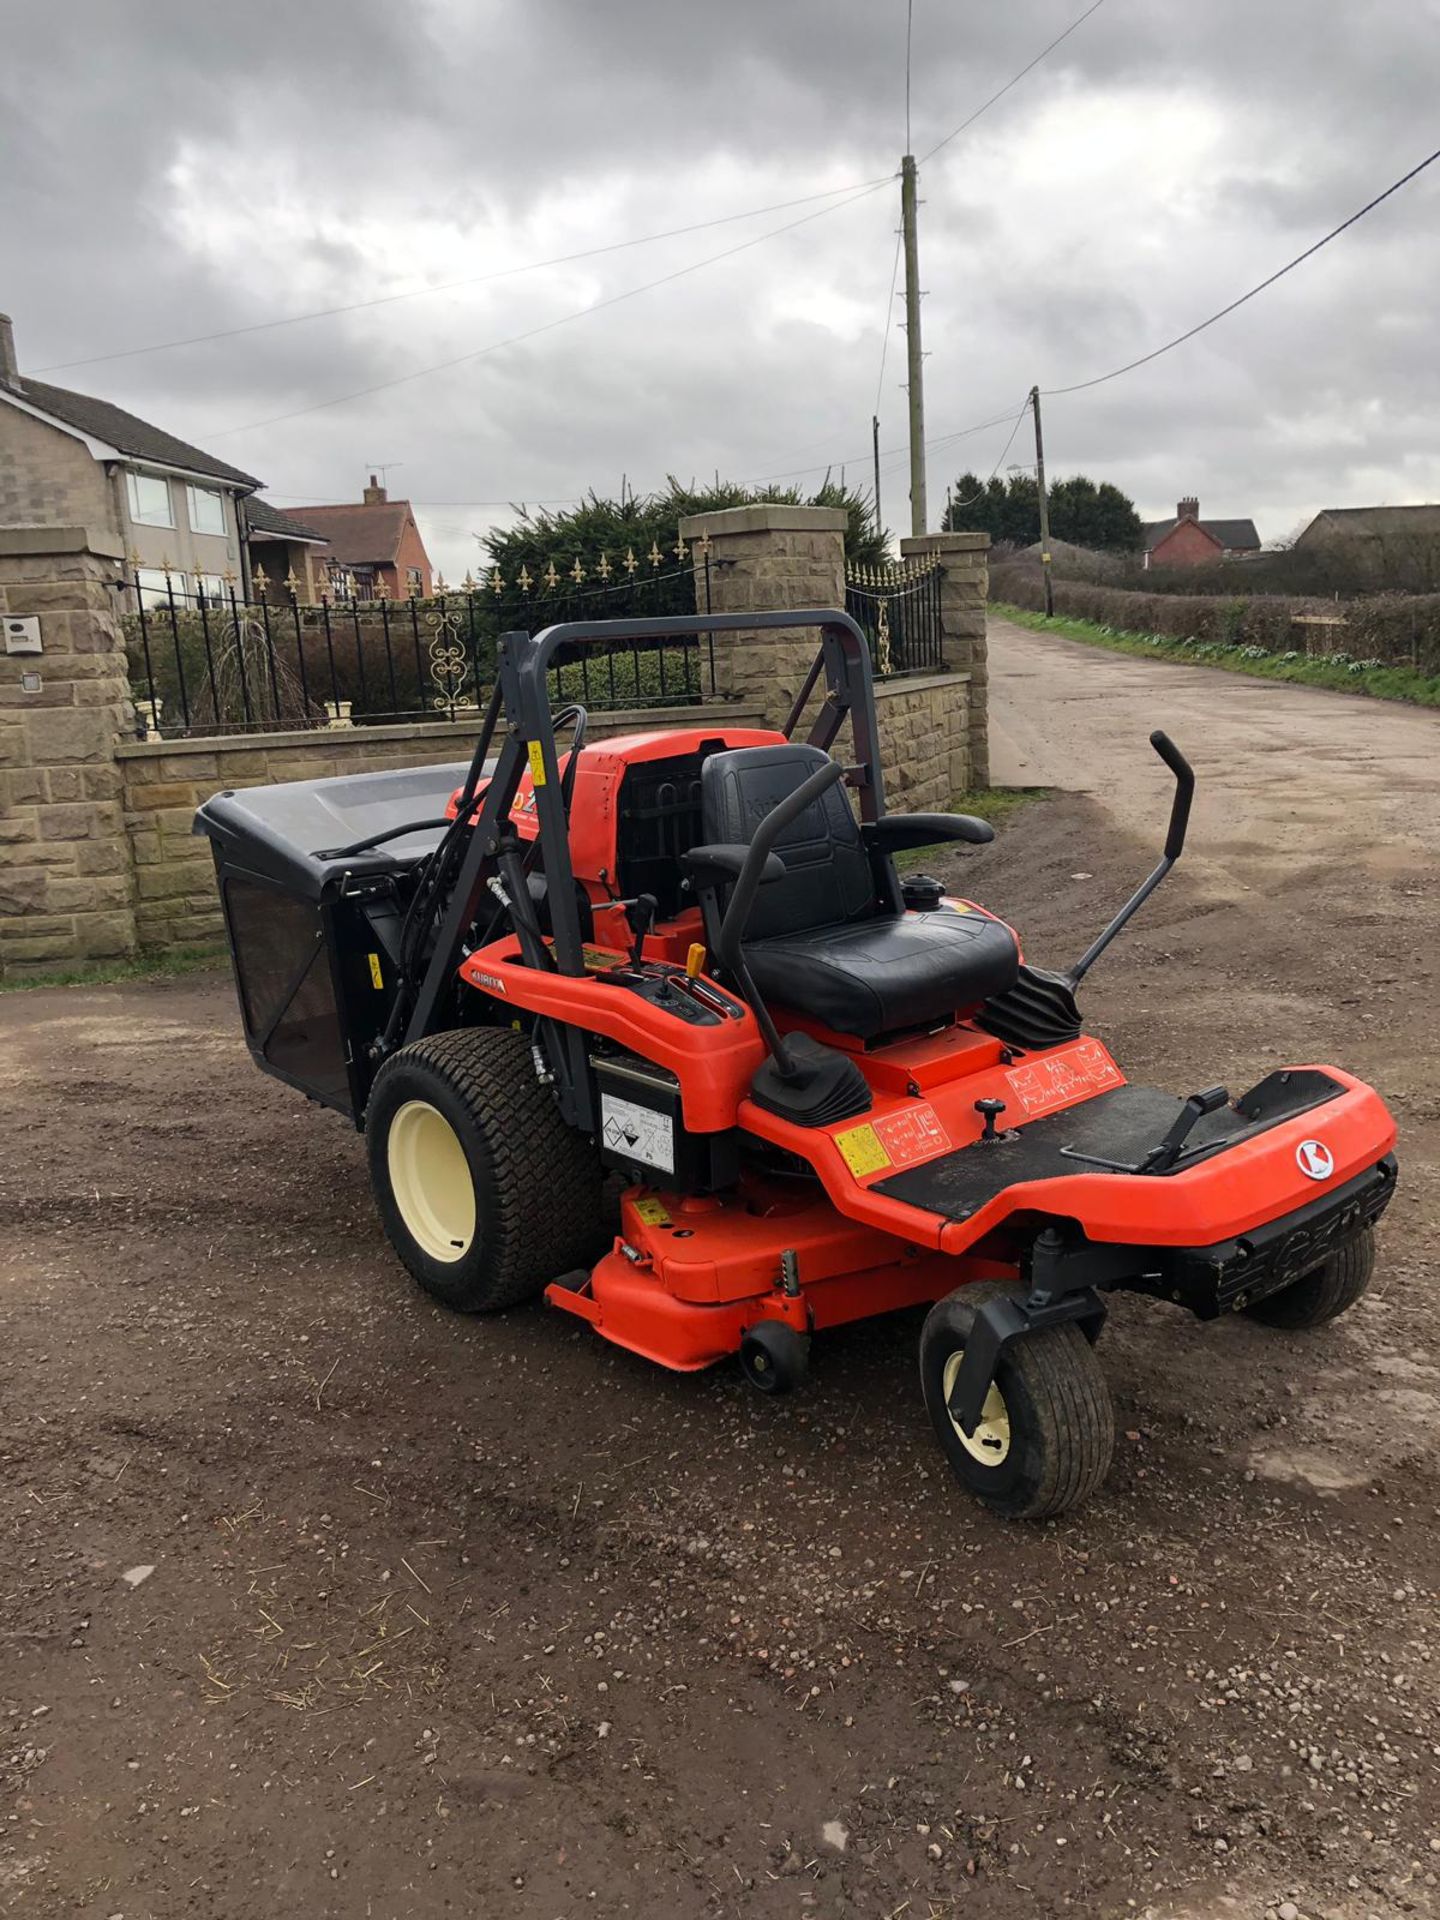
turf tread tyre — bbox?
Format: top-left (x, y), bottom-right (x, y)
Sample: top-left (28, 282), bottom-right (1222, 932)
top-left (367, 1026), bottom-right (603, 1313)
top-left (1243, 1228), bottom-right (1374, 1330)
top-left (919, 1282), bottom-right (1115, 1520)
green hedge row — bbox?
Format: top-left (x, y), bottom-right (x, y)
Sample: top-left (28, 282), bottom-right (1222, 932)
top-left (990, 560), bottom-right (1440, 673)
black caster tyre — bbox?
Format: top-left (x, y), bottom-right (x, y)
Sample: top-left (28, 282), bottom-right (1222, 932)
top-left (1243, 1228), bottom-right (1374, 1330)
top-left (366, 1026), bottom-right (604, 1313)
top-left (740, 1321), bottom-right (810, 1395)
top-left (919, 1282), bottom-right (1115, 1520)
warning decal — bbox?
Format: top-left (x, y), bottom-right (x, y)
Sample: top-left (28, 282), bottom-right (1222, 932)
top-left (834, 1123), bottom-right (892, 1179)
top-left (633, 1196), bottom-right (672, 1226)
top-left (367, 952), bottom-right (383, 989)
top-left (872, 1103), bottom-right (951, 1169)
top-left (1006, 1039), bottom-right (1123, 1119)
top-left (600, 1092), bottom-right (674, 1174)
top-left (526, 739), bottom-right (547, 787)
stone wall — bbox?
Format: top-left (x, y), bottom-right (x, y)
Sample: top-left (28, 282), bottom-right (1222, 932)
top-left (0, 526), bottom-right (137, 971)
top-left (900, 530), bottom-right (990, 787)
top-left (873, 673), bottom-right (973, 812)
top-left (116, 701), bottom-right (765, 954)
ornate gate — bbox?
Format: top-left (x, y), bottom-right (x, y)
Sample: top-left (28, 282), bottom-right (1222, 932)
top-left (843, 556), bottom-right (944, 677)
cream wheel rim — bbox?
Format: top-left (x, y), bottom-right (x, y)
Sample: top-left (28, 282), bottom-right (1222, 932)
top-left (942, 1349), bottom-right (1012, 1466)
top-left (387, 1100), bottom-right (476, 1264)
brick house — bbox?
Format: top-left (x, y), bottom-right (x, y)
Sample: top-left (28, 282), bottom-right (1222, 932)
top-left (0, 311), bottom-right (261, 608)
top-left (1141, 496), bottom-right (1261, 569)
top-left (286, 477), bottom-right (433, 600)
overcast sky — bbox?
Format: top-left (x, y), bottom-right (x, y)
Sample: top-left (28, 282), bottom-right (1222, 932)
top-left (3, 0), bottom-right (1438, 580)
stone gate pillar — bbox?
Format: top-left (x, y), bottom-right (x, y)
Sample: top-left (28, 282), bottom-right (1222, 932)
top-left (900, 530), bottom-right (990, 788)
top-left (0, 526), bottom-right (137, 974)
top-left (678, 505), bottom-right (847, 727)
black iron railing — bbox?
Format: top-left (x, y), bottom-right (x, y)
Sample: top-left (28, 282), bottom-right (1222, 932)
top-left (844, 558), bottom-right (945, 675)
top-left (120, 543), bottom-right (715, 740)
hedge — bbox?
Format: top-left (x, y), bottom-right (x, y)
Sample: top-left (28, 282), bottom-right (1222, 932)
top-left (989, 560), bottom-right (1440, 674)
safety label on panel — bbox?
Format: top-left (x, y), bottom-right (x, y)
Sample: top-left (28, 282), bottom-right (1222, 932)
top-left (1006, 1039), bottom-right (1123, 1119)
top-left (600, 1092), bottom-right (675, 1174)
top-left (834, 1122), bottom-right (892, 1179)
top-left (872, 1103), bottom-right (951, 1168)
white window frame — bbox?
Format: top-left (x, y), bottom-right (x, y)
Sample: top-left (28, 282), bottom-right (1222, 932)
top-left (196, 573), bottom-right (230, 608)
top-left (126, 470), bottom-right (174, 529)
top-left (186, 484), bottom-right (228, 537)
top-left (134, 567), bottom-right (188, 609)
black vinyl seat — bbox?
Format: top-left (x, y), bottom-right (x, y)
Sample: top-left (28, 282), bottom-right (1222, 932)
top-left (700, 744), bottom-right (1019, 1040)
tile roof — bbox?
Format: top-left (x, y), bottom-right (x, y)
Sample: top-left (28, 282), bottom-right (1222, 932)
top-left (285, 500), bottom-right (414, 565)
top-left (1142, 515), bottom-right (1260, 552)
top-left (9, 375), bottom-right (261, 489)
top-left (242, 496), bottom-right (329, 542)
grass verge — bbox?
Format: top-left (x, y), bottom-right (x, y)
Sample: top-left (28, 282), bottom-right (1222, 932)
top-left (994, 602), bottom-right (1440, 709)
top-left (892, 787), bottom-right (1048, 871)
top-left (0, 944), bottom-right (226, 994)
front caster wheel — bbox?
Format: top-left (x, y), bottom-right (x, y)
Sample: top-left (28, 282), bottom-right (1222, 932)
top-left (1243, 1228), bottom-right (1374, 1329)
top-left (919, 1283), bottom-right (1115, 1520)
top-left (740, 1321), bottom-right (810, 1395)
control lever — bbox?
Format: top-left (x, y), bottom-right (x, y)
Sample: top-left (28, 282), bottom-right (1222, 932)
top-left (623, 892), bottom-right (658, 967)
top-left (1140, 1085), bottom-right (1230, 1172)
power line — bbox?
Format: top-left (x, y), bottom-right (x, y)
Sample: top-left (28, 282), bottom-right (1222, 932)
top-left (204, 177), bottom-right (892, 440)
top-left (31, 175), bottom-right (895, 376)
top-left (873, 226), bottom-right (904, 416)
top-left (918, 0), bottom-right (1109, 164)
top-left (945, 396), bottom-right (1033, 511)
top-left (1042, 142), bottom-right (1440, 398)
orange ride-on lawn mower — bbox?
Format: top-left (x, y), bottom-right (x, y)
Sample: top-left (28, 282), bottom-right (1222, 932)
top-left (196, 609), bottom-right (1398, 1519)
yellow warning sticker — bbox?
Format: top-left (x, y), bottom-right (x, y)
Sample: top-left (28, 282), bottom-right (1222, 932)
top-left (834, 1122), bottom-right (893, 1179)
top-left (367, 952), bottom-right (383, 989)
top-left (527, 739), bottom-right (547, 786)
top-left (633, 1197), bottom-right (672, 1227)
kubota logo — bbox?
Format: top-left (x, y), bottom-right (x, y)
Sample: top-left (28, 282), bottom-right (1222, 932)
top-left (1296, 1139), bottom-right (1335, 1181)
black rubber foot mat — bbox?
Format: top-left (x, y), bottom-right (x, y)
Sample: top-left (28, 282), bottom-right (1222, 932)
top-left (874, 1071), bottom-right (1342, 1221)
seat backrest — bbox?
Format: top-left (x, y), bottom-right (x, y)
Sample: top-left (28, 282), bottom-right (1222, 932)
top-left (700, 743), bottom-right (876, 941)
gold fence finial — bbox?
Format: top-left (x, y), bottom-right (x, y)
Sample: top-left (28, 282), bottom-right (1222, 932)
top-left (623, 547), bottom-right (638, 575)
top-left (284, 568), bottom-right (301, 597)
top-left (489, 567), bottom-right (504, 594)
top-left (673, 533), bottom-right (688, 563)
top-left (251, 562), bottom-right (269, 596)
top-left (517, 564), bottom-right (533, 593)
top-left (648, 540), bottom-right (663, 569)
top-left (570, 556), bottom-right (586, 585)
top-left (597, 553), bottom-right (612, 581)
top-left (543, 560), bottom-right (559, 591)
top-left (695, 530), bottom-right (713, 561)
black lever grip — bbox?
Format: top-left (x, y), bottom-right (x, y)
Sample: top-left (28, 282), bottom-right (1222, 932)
top-left (1149, 730), bottom-right (1194, 861)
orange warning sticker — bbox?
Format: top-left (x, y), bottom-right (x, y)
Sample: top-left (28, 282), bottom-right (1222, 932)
top-left (872, 1103), bottom-right (951, 1169)
top-left (1006, 1039), bottom-right (1123, 1119)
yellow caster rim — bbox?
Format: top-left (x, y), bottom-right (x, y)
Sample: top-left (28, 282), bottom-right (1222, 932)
top-left (942, 1348), bottom-right (1012, 1466)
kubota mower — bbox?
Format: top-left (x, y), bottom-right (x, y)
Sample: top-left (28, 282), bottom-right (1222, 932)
top-left (196, 610), bottom-right (1398, 1518)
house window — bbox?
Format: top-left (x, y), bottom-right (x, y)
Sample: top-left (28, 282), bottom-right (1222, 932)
top-left (126, 471), bottom-right (174, 528)
top-left (134, 567), bottom-right (187, 609)
top-left (186, 485), bottom-right (228, 537)
top-left (196, 574), bottom-right (230, 608)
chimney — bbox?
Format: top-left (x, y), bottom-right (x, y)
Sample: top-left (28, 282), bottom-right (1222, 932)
top-left (1177, 495), bottom-right (1199, 521)
top-left (363, 473), bottom-right (387, 505)
top-left (0, 313), bottom-right (19, 390)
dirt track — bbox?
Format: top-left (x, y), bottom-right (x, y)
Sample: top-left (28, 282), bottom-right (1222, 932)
top-left (2, 624), bottom-right (1438, 1920)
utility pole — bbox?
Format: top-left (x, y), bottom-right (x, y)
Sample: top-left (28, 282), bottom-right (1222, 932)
top-left (1030, 384), bottom-right (1054, 618)
top-left (871, 415), bottom-right (882, 538)
top-left (900, 154), bottom-right (927, 536)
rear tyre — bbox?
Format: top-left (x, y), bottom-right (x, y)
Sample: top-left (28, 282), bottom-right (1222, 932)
top-left (1243, 1228), bottom-right (1374, 1330)
top-left (366, 1026), bottom-right (604, 1313)
top-left (919, 1282), bottom-right (1115, 1520)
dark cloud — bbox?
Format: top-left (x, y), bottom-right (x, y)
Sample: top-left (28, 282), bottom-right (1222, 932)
top-left (3, 0), bottom-right (1438, 575)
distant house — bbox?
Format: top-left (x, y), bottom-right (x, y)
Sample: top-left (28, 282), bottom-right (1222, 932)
top-left (240, 497), bottom-right (332, 602)
top-left (1294, 505), bottom-right (1440, 588)
top-left (1140, 496), bottom-right (1261, 569)
top-left (0, 311), bottom-right (261, 609)
top-left (286, 476), bottom-right (433, 601)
